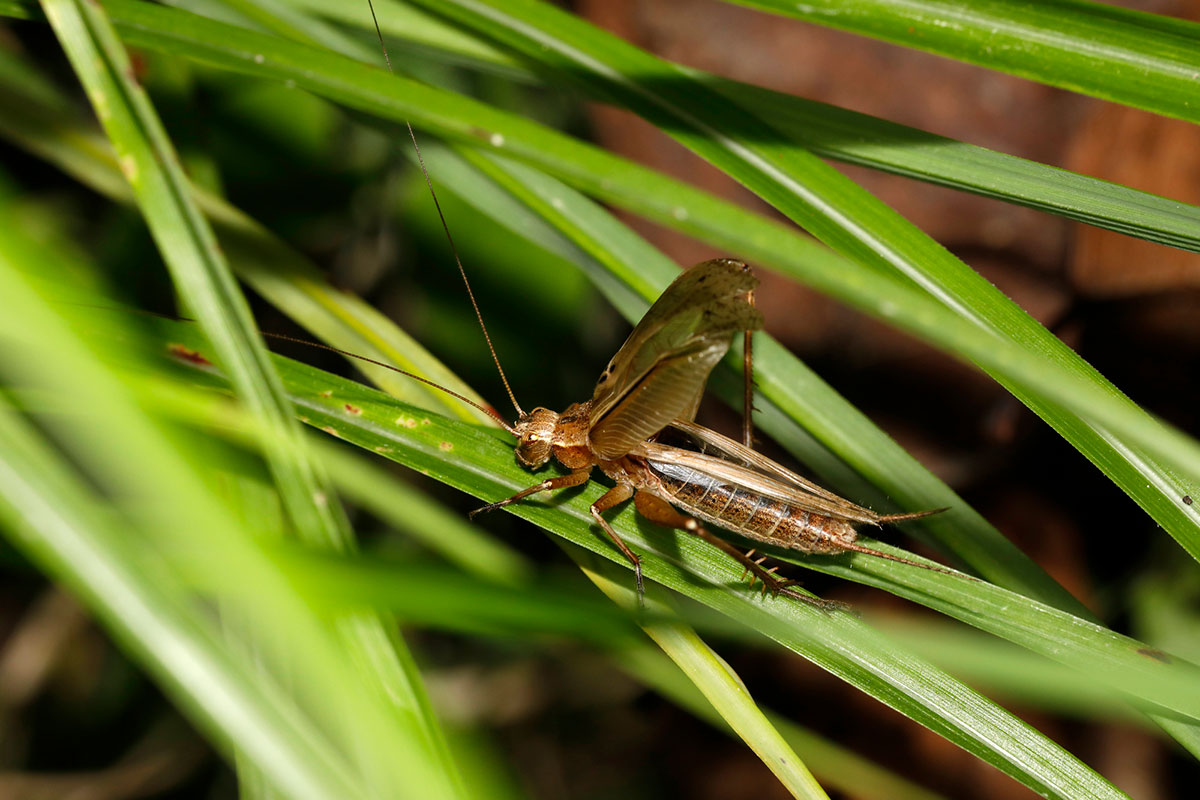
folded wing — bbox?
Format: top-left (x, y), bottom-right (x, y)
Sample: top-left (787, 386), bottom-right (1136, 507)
top-left (588, 259), bottom-right (762, 460)
top-left (636, 421), bottom-right (887, 524)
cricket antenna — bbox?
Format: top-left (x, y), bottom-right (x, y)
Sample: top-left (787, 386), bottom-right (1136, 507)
top-left (364, 0), bottom-right (526, 419)
top-left (259, 331), bottom-right (518, 436)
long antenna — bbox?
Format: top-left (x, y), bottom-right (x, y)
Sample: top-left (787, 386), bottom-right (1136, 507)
top-left (65, 298), bottom-right (519, 432)
top-left (259, 331), bottom-right (518, 435)
top-left (365, 2), bottom-right (526, 418)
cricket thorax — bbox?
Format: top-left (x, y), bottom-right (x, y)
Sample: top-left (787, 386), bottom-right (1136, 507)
top-left (551, 401), bottom-right (594, 469)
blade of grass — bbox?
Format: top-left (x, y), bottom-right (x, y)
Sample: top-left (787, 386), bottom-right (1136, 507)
top-left (57, 330), bottom-right (1200, 741)
top-left (25, 4), bottom-right (462, 786)
top-left (40, 0), bottom-right (345, 550)
top-left (724, 0), bottom-right (1200, 125)
top-left (616, 643), bottom-right (948, 800)
top-left (296, 0), bottom-right (1200, 254)
top-left (153, 322), bottom-right (1136, 798)
top-left (0, 210), bottom-right (456, 799)
top-left (575, 547), bottom-right (831, 800)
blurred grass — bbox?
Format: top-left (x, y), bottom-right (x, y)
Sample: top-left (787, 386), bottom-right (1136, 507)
top-left (2, 0), bottom-right (1200, 798)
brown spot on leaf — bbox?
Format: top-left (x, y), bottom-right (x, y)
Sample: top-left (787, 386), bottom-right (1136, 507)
top-left (1185, 495), bottom-right (1194, 506)
top-left (319, 390), bottom-right (332, 398)
top-left (1137, 647), bottom-right (1171, 664)
top-left (321, 426), bottom-right (340, 438)
top-left (439, 441), bottom-right (453, 452)
top-left (344, 404), bottom-right (362, 416)
top-left (167, 343), bottom-right (212, 366)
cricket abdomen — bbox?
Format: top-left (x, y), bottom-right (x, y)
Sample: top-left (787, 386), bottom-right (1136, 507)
top-left (644, 460), bottom-right (856, 554)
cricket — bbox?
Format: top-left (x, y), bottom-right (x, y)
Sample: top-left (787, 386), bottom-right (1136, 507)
top-left (280, 248), bottom-right (956, 607)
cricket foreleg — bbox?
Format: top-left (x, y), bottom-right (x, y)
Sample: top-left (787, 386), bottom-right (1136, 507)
top-left (589, 483), bottom-right (643, 601)
top-left (469, 469), bottom-right (592, 519)
top-left (633, 491), bottom-right (840, 611)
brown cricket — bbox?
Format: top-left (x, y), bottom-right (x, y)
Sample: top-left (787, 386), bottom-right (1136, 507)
top-left (279, 253), bottom-right (954, 605)
top-left (453, 258), bottom-right (951, 604)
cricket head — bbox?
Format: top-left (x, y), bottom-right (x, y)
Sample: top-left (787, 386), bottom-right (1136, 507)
top-left (513, 407), bottom-right (559, 468)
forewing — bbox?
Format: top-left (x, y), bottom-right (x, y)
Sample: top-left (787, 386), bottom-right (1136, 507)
top-left (589, 341), bottom-right (729, 460)
top-left (638, 427), bottom-right (884, 524)
top-left (588, 259), bottom-right (762, 460)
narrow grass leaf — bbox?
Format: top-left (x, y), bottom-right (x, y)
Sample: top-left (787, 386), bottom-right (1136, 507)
top-left (30, 5), bottom-right (463, 788)
top-left (295, 0), bottom-right (1200, 254)
top-left (724, 0), bottom-right (1200, 125)
top-left (577, 550), bottom-right (831, 800)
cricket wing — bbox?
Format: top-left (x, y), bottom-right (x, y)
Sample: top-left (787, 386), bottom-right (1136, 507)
top-left (638, 429), bottom-right (885, 524)
top-left (588, 259), bottom-right (762, 460)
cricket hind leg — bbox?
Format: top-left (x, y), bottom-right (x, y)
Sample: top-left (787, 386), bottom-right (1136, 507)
top-left (633, 491), bottom-right (843, 611)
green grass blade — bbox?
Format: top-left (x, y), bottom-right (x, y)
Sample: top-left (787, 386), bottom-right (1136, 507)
top-left (576, 550), bottom-right (831, 800)
top-left (617, 645), bottom-right (948, 800)
top-left (292, 0), bottom-right (1200, 254)
top-left (37, 2), bottom-right (463, 791)
top-left (0, 214), bottom-right (457, 799)
top-left (41, 0), bottom-right (342, 549)
top-left (261, 353), bottom-right (1200, 725)
top-left (725, 0), bottom-right (1200, 124)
